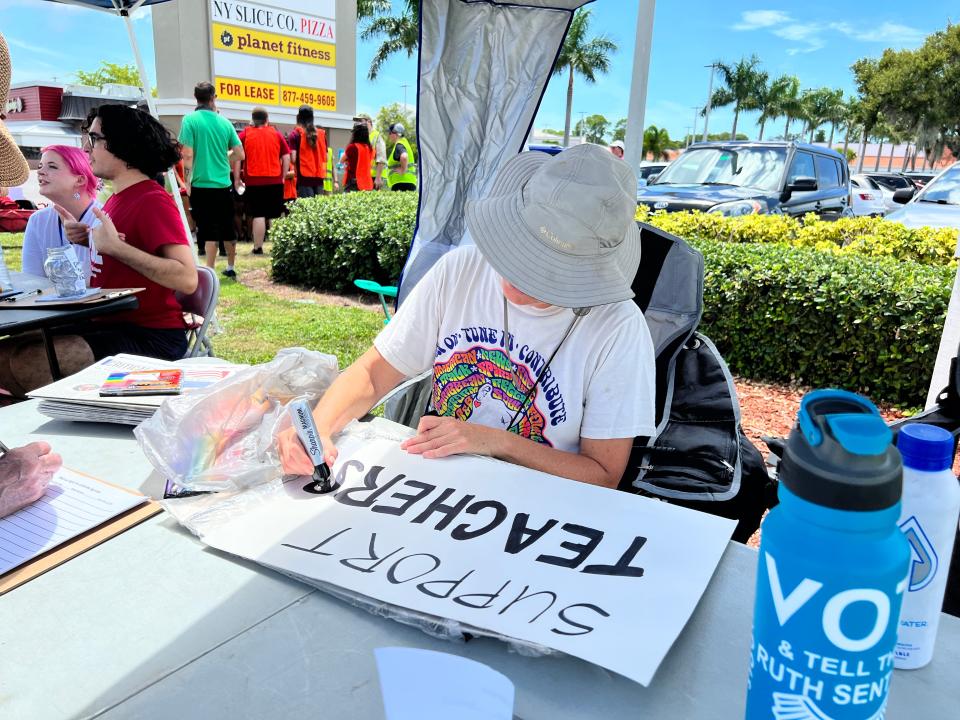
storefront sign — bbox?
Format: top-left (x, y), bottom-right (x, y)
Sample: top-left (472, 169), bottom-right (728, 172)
top-left (208, 0), bottom-right (336, 110)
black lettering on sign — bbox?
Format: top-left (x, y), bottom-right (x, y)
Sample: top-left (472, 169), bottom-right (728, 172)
top-left (371, 480), bottom-right (436, 516)
top-left (281, 527), bottom-right (350, 556)
top-left (417, 569), bottom-right (476, 599)
top-left (552, 603), bottom-right (610, 636)
top-left (450, 500), bottom-right (508, 540)
top-left (335, 463), bottom-right (405, 508)
top-left (410, 488), bottom-right (475, 531)
top-left (339, 532), bottom-right (403, 573)
top-left (387, 553), bottom-right (442, 584)
top-left (454, 580), bottom-right (511, 609)
top-left (536, 523), bottom-right (604, 569)
top-left (498, 585), bottom-right (557, 623)
top-left (504, 513), bottom-right (558, 554)
top-left (582, 536), bottom-right (647, 578)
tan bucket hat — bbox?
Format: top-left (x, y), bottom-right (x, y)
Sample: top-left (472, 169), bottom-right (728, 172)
top-left (466, 143), bottom-right (641, 308)
top-left (0, 33), bottom-right (29, 187)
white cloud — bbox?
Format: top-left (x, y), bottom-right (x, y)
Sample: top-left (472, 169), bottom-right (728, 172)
top-left (5, 36), bottom-right (68, 59)
top-left (830, 21), bottom-right (926, 46)
top-left (730, 11), bottom-right (928, 54)
top-left (732, 10), bottom-right (793, 30)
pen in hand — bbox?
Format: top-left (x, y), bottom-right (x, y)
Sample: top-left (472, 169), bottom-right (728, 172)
top-left (288, 399), bottom-right (333, 493)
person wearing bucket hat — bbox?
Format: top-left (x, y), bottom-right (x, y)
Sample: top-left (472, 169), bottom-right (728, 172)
top-left (278, 144), bottom-right (656, 488)
top-left (0, 34), bottom-right (29, 188)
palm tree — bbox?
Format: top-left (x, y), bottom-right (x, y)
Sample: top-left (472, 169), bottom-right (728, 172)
top-left (360, 0), bottom-right (418, 81)
top-left (823, 89), bottom-right (845, 146)
top-left (643, 126), bottom-right (671, 160)
top-left (709, 55), bottom-right (765, 139)
top-left (755, 75), bottom-right (794, 141)
top-left (776, 76), bottom-right (803, 139)
top-left (552, 9), bottom-right (618, 147)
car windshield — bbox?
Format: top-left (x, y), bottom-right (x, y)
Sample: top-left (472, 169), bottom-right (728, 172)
top-left (870, 175), bottom-right (912, 190)
top-left (914, 165), bottom-right (960, 206)
top-left (652, 146), bottom-right (787, 192)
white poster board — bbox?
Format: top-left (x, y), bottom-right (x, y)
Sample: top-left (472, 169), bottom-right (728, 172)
top-left (208, 0), bottom-right (338, 111)
top-left (200, 437), bottom-right (736, 686)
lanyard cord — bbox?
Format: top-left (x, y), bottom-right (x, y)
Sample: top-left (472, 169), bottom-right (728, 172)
top-left (56, 200), bottom-right (95, 246)
top-left (503, 296), bottom-right (585, 433)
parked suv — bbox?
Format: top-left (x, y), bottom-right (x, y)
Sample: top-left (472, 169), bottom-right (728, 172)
top-left (636, 141), bottom-right (851, 219)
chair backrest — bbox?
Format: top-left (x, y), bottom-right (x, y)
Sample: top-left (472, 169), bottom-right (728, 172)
top-left (175, 265), bottom-right (220, 358)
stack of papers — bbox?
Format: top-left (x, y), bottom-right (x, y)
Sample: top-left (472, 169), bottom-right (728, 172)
top-left (29, 354), bottom-right (244, 425)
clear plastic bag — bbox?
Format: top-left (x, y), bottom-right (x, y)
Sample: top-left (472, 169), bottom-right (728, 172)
top-left (134, 347), bottom-right (338, 492)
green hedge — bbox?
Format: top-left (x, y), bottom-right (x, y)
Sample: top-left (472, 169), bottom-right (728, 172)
top-left (637, 206), bottom-right (959, 266)
top-left (696, 239), bottom-right (953, 406)
top-left (270, 193), bottom-right (954, 405)
top-left (270, 192), bottom-right (417, 293)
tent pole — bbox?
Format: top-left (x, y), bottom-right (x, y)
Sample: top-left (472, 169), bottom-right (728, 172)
top-left (623, 1), bottom-right (656, 176)
top-left (121, 7), bottom-right (194, 254)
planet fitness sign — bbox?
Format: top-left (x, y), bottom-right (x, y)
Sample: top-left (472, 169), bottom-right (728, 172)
top-left (209, 0), bottom-right (337, 110)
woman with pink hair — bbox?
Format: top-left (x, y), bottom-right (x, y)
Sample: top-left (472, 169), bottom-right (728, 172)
top-left (22, 144), bottom-right (100, 279)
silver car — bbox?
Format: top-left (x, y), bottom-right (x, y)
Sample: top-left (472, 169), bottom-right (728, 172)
top-left (885, 163), bottom-right (960, 230)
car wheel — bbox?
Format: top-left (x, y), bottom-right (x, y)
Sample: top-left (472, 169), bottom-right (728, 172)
top-left (840, 206), bottom-right (855, 218)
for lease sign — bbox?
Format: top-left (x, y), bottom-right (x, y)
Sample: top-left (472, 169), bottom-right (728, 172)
top-left (199, 437), bottom-right (736, 686)
top-left (209, 0), bottom-right (337, 110)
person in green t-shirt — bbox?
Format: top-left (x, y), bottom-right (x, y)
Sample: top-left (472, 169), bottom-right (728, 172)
top-left (179, 82), bottom-right (245, 278)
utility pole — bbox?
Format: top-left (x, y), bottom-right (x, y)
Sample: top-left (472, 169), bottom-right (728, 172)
top-left (400, 83), bottom-right (410, 109)
top-left (684, 126), bottom-right (692, 149)
top-left (702, 63), bottom-right (717, 142)
top-left (623, 0), bottom-right (657, 176)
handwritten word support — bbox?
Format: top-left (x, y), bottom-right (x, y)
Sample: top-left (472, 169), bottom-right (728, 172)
top-left (200, 437), bottom-right (735, 686)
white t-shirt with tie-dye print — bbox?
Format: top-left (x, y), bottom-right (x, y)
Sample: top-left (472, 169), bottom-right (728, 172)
top-left (374, 245), bottom-right (657, 454)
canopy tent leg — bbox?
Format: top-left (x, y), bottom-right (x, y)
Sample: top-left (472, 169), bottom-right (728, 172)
top-left (927, 248), bottom-right (960, 408)
top-left (120, 4), bottom-right (194, 256)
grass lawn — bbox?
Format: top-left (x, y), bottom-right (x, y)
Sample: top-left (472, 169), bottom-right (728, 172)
top-left (1, 232), bottom-right (383, 369)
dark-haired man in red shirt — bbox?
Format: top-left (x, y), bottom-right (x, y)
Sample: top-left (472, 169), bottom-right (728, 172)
top-left (0, 105), bottom-right (198, 395)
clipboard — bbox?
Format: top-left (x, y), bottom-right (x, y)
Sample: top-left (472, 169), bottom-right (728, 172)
top-left (0, 470), bottom-right (163, 595)
top-left (6, 288), bottom-right (144, 309)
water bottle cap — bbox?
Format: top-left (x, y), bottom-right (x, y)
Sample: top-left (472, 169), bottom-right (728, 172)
top-left (781, 389), bottom-right (902, 511)
top-left (897, 424), bottom-right (955, 472)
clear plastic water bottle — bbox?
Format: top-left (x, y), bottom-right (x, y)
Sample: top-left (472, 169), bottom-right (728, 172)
top-left (894, 423), bottom-right (960, 669)
top-left (745, 389), bottom-right (911, 720)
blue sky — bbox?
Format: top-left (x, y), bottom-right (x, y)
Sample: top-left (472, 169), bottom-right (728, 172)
top-left (1, 0), bottom-right (955, 142)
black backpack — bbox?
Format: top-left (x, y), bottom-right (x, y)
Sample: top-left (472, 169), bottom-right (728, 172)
top-left (619, 223), bottom-right (776, 543)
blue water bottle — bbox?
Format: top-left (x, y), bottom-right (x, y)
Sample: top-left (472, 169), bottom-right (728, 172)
top-left (745, 390), bottom-right (911, 720)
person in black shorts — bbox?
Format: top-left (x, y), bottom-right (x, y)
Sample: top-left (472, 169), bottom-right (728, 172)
top-left (238, 107), bottom-right (291, 255)
top-left (179, 82), bottom-right (245, 278)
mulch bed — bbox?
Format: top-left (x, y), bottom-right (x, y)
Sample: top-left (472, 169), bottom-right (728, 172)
top-left (735, 377), bottom-right (910, 547)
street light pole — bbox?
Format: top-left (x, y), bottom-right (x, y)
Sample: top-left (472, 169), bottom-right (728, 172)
top-left (400, 83), bottom-right (410, 109)
top-left (691, 106), bottom-right (700, 146)
top-left (702, 63), bottom-right (717, 143)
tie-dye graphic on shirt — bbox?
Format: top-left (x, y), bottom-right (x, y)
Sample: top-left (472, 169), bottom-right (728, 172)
top-left (433, 346), bottom-right (550, 445)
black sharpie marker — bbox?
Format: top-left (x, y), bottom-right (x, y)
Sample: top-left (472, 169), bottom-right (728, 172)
top-left (288, 399), bottom-right (333, 493)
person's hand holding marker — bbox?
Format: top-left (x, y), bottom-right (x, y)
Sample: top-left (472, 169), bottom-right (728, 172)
top-left (278, 400), bottom-right (335, 492)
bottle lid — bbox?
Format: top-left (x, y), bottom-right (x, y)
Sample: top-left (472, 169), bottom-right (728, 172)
top-left (781, 389), bottom-right (902, 511)
top-left (897, 424), bottom-right (955, 472)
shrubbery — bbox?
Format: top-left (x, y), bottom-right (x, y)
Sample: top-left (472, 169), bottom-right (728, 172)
top-left (696, 240), bottom-right (953, 406)
top-left (636, 206), bottom-right (958, 266)
top-left (271, 194), bottom-right (955, 404)
top-left (270, 192), bottom-right (417, 293)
